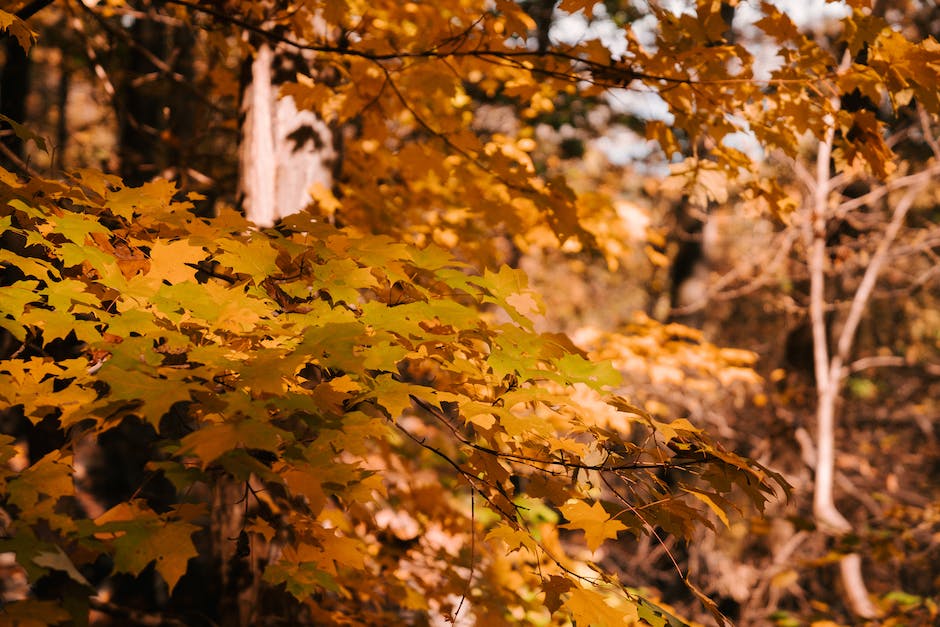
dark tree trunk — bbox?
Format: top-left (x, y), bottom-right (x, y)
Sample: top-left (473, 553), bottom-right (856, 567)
top-left (667, 197), bottom-right (708, 326)
top-left (116, 13), bottom-right (167, 185)
top-left (0, 36), bottom-right (29, 166)
top-left (522, 0), bottom-right (555, 53)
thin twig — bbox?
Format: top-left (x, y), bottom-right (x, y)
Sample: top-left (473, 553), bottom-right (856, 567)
top-left (452, 491), bottom-right (475, 623)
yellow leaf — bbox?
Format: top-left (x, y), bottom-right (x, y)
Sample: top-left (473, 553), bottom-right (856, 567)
top-left (560, 500), bottom-right (627, 552)
top-left (486, 523), bottom-right (538, 556)
top-left (147, 239), bottom-right (205, 284)
top-left (178, 419), bottom-right (291, 468)
top-left (651, 418), bottom-right (701, 443)
top-left (563, 587), bottom-right (638, 626)
top-left (683, 489), bottom-right (731, 528)
top-left (0, 10), bottom-right (37, 52)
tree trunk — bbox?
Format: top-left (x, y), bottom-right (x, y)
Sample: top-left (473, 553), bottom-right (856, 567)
top-left (238, 41), bottom-right (336, 227)
top-left (522, 0), bottom-right (555, 53)
top-left (0, 35), bottom-right (29, 167)
top-left (116, 11), bottom-right (167, 185)
top-left (802, 110), bottom-right (931, 618)
top-left (803, 121), bottom-right (878, 619)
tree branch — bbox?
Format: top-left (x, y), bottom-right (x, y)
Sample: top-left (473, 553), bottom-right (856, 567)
top-left (14, 0), bottom-right (55, 20)
top-left (833, 181), bottom-right (927, 370)
top-left (160, 0), bottom-right (832, 91)
top-left (835, 161), bottom-right (940, 214)
top-left (845, 355), bottom-right (906, 376)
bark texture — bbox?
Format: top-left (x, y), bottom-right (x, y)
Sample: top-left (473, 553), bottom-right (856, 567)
top-left (239, 42), bottom-right (335, 227)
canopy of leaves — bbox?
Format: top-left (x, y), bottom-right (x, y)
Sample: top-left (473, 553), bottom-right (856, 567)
top-left (0, 166), bottom-right (782, 623)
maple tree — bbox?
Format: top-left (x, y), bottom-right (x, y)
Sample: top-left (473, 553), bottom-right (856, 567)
top-left (1, 0), bottom-right (939, 625)
top-left (0, 159), bottom-right (782, 625)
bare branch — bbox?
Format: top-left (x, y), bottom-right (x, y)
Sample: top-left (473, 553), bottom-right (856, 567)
top-left (836, 161), bottom-right (940, 214)
top-left (833, 182), bottom-right (926, 370)
top-left (846, 355), bottom-right (906, 376)
top-left (917, 103), bottom-right (940, 160)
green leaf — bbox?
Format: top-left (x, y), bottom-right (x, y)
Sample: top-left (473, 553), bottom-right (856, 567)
top-left (178, 418), bottom-right (293, 467)
top-left (104, 179), bottom-right (178, 218)
top-left (7, 451), bottom-right (74, 512)
top-left (309, 257), bottom-right (377, 304)
top-left (556, 353), bottom-right (622, 389)
top-left (0, 113), bottom-right (46, 150)
top-left (44, 278), bottom-right (100, 313)
top-left (214, 236), bottom-right (281, 278)
top-left (0, 248), bottom-right (58, 280)
top-left (49, 211), bottom-right (109, 245)
top-left (0, 280), bottom-right (42, 316)
top-left (469, 265), bottom-right (542, 329)
top-left (109, 518), bottom-right (199, 593)
top-left (95, 363), bottom-right (195, 426)
top-left (57, 242), bottom-right (117, 274)
top-left (32, 546), bottom-right (91, 587)
top-left (237, 350), bottom-right (294, 396)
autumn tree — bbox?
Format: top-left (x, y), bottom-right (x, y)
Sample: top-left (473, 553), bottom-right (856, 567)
top-left (640, 3), bottom-right (940, 619)
top-left (1, 0), bottom-right (939, 625)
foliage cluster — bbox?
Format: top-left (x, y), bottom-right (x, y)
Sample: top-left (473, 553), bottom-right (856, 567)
top-left (0, 161), bottom-right (780, 624)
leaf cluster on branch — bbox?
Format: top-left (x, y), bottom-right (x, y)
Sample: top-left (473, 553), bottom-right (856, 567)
top-left (0, 165), bottom-right (783, 624)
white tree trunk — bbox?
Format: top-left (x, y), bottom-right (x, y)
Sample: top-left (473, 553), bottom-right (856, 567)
top-left (239, 42), bottom-right (335, 227)
top-left (802, 109), bottom-right (932, 618)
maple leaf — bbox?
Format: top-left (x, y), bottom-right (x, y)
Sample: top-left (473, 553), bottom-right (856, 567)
top-left (468, 265), bottom-right (543, 328)
top-left (7, 452), bottom-right (74, 512)
top-left (277, 462), bottom-right (327, 513)
top-left (146, 239), bottom-right (205, 284)
top-left (560, 500), bottom-right (627, 552)
top-left (214, 237), bottom-right (281, 278)
top-left (563, 587), bottom-right (638, 626)
top-left (0, 113), bottom-right (45, 151)
top-left (32, 546), bottom-right (91, 587)
top-left (683, 488), bottom-right (733, 529)
top-left (486, 523), bottom-right (538, 557)
top-left (0, 0), bottom-right (838, 620)
top-left (48, 211), bottom-right (109, 245)
top-left (94, 363), bottom-right (195, 427)
top-left (110, 520), bottom-right (200, 593)
top-left (541, 575), bottom-right (574, 614)
top-left (104, 178), bottom-right (178, 218)
top-left (556, 353), bottom-right (622, 389)
top-left (651, 417), bottom-right (702, 443)
top-left (178, 418), bottom-right (293, 468)
top-left (237, 350), bottom-right (294, 396)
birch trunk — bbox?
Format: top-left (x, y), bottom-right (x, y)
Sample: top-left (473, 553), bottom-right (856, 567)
top-left (802, 108), bottom-right (932, 617)
top-left (239, 41), bottom-right (336, 227)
